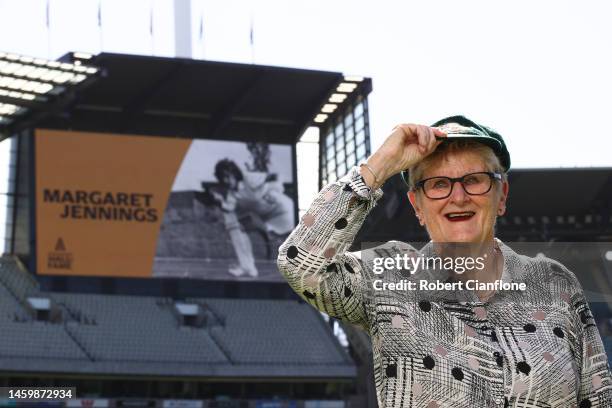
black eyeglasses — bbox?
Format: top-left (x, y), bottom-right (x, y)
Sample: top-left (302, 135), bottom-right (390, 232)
top-left (414, 172), bottom-right (502, 200)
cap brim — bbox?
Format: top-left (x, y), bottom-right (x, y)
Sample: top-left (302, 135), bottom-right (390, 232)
top-left (400, 133), bottom-right (507, 187)
top-left (443, 133), bottom-right (503, 151)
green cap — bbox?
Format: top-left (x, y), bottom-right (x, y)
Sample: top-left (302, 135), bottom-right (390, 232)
top-left (400, 115), bottom-right (511, 187)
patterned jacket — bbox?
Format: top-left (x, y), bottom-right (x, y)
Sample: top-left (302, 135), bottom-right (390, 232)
top-left (277, 166), bottom-right (612, 408)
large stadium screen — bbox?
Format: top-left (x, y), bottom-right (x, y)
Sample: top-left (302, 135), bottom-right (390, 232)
top-left (35, 129), bottom-right (296, 281)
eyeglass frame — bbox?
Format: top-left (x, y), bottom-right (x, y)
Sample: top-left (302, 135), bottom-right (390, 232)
top-left (413, 171), bottom-right (503, 200)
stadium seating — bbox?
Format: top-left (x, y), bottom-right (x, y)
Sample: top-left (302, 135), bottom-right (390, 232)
top-left (0, 319), bottom-right (88, 360)
top-left (199, 298), bottom-right (352, 365)
top-left (0, 256), bottom-right (38, 299)
top-left (0, 284), bottom-right (29, 322)
top-left (0, 258), bottom-right (36, 322)
top-left (0, 256), bottom-right (354, 379)
top-left (53, 293), bottom-right (228, 363)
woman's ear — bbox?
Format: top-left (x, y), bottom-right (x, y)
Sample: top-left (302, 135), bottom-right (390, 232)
top-left (408, 190), bottom-right (425, 225)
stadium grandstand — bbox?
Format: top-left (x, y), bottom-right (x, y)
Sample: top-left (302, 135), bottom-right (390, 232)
top-left (0, 51), bottom-right (372, 407)
top-left (0, 255), bottom-right (356, 405)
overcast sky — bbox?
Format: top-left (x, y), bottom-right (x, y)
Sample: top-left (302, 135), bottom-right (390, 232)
top-left (1, 0), bottom-right (612, 243)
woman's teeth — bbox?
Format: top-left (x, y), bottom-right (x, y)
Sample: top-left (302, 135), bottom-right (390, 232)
top-left (446, 212), bottom-right (475, 220)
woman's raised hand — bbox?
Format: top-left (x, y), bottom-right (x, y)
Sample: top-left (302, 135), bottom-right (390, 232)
top-left (360, 124), bottom-right (447, 189)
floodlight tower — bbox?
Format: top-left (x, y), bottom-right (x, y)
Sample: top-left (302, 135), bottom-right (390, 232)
top-left (174, 0), bottom-right (192, 58)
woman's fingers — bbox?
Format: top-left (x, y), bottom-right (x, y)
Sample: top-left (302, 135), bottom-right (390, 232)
top-left (415, 125), bottom-right (439, 155)
top-left (426, 126), bottom-right (438, 152)
top-left (392, 123), bottom-right (447, 162)
top-left (432, 126), bottom-right (447, 138)
top-left (395, 124), bottom-right (418, 142)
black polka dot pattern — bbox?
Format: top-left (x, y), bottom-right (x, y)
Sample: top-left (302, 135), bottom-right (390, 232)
top-left (326, 263), bottom-right (337, 272)
top-left (344, 262), bottom-right (355, 274)
top-left (386, 363), bottom-right (397, 377)
top-left (287, 246), bottom-right (298, 259)
top-left (494, 352), bottom-right (503, 367)
top-left (423, 355), bottom-right (435, 369)
top-left (344, 286), bottom-right (352, 298)
top-left (302, 290), bottom-right (316, 299)
top-left (516, 361), bottom-right (531, 375)
top-left (553, 327), bottom-right (564, 338)
top-left (419, 300), bottom-right (431, 312)
top-left (523, 323), bottom-right (536, 333)
top-left (335, 218), bottom-right (348, 229)
top-left (579, 398), bottom-right (592, 408)
top-left (490, 331), bottom-right (498, 342)
top-left (580, 311), bottom-right (590, 324)
top-left (451, 367), bottom-right (464, 381)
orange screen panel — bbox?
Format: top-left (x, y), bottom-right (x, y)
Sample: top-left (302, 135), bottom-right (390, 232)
top-left (35, 129), bottom-right (191, 277)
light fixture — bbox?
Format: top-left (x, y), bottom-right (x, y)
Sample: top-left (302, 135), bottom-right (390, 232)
top-left (72, 74), bottom-right (87, 83)
top-left (336, 82), bottom-right (357, 93)
top-left (321, 103), bottom-right (337, 113)
top-left (53, 72), bottom-right (75, 84)
top-left (0, 54), bottom-right (98, 76)
top-left (0, 75), bottom-right (55, 95)
top-left (605, 251), bottom-right (612, 261)
top-left (39, 69), bottom-right (61, 82)
top-left (34, 83), bottom-right (54, 94)
top-left (14, 65), bottom-right (33, 77)
top-left (26, 67), bottom-right (52, 80)
top-left (0, 61), bottom-right (18, 75)
top-left (343, 75), bottom-right (364, 82)
top-left (0, 51), bottom-right (101, 132)
top-left (73, 52), bottom-right (93, 60)
top-left (0, 102), bottom-right (23, 116)
top-left (0, 88), bottom-right (38, 102)
top-left (314, 114), bottom-right (328, 123)
top-left (329, 93), bottom-right (347, 103)
top-left (312, 73), bottom-right (366, 126)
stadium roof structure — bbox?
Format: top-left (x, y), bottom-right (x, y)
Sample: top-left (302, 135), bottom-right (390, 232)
top-left (0, 51), bottom-right (101, 140)
top-left (503, 167), bottom-right (612, 216)
top-left (0, 51), bottom-right (371, 143)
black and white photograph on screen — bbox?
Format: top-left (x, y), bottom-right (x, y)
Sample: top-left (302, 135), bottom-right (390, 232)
top-left (153, 139), bottom-right (296, 281)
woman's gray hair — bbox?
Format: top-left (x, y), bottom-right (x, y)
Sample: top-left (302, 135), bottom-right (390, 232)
top-left (407, 140), bottom-right (508, 190)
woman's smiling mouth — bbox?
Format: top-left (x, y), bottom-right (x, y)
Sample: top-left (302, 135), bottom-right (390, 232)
top-left (445, 211), bottom-right (476, 221)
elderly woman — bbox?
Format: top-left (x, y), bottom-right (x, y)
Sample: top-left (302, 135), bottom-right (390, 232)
top-left (277, 115), bottom-right (611, 407)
